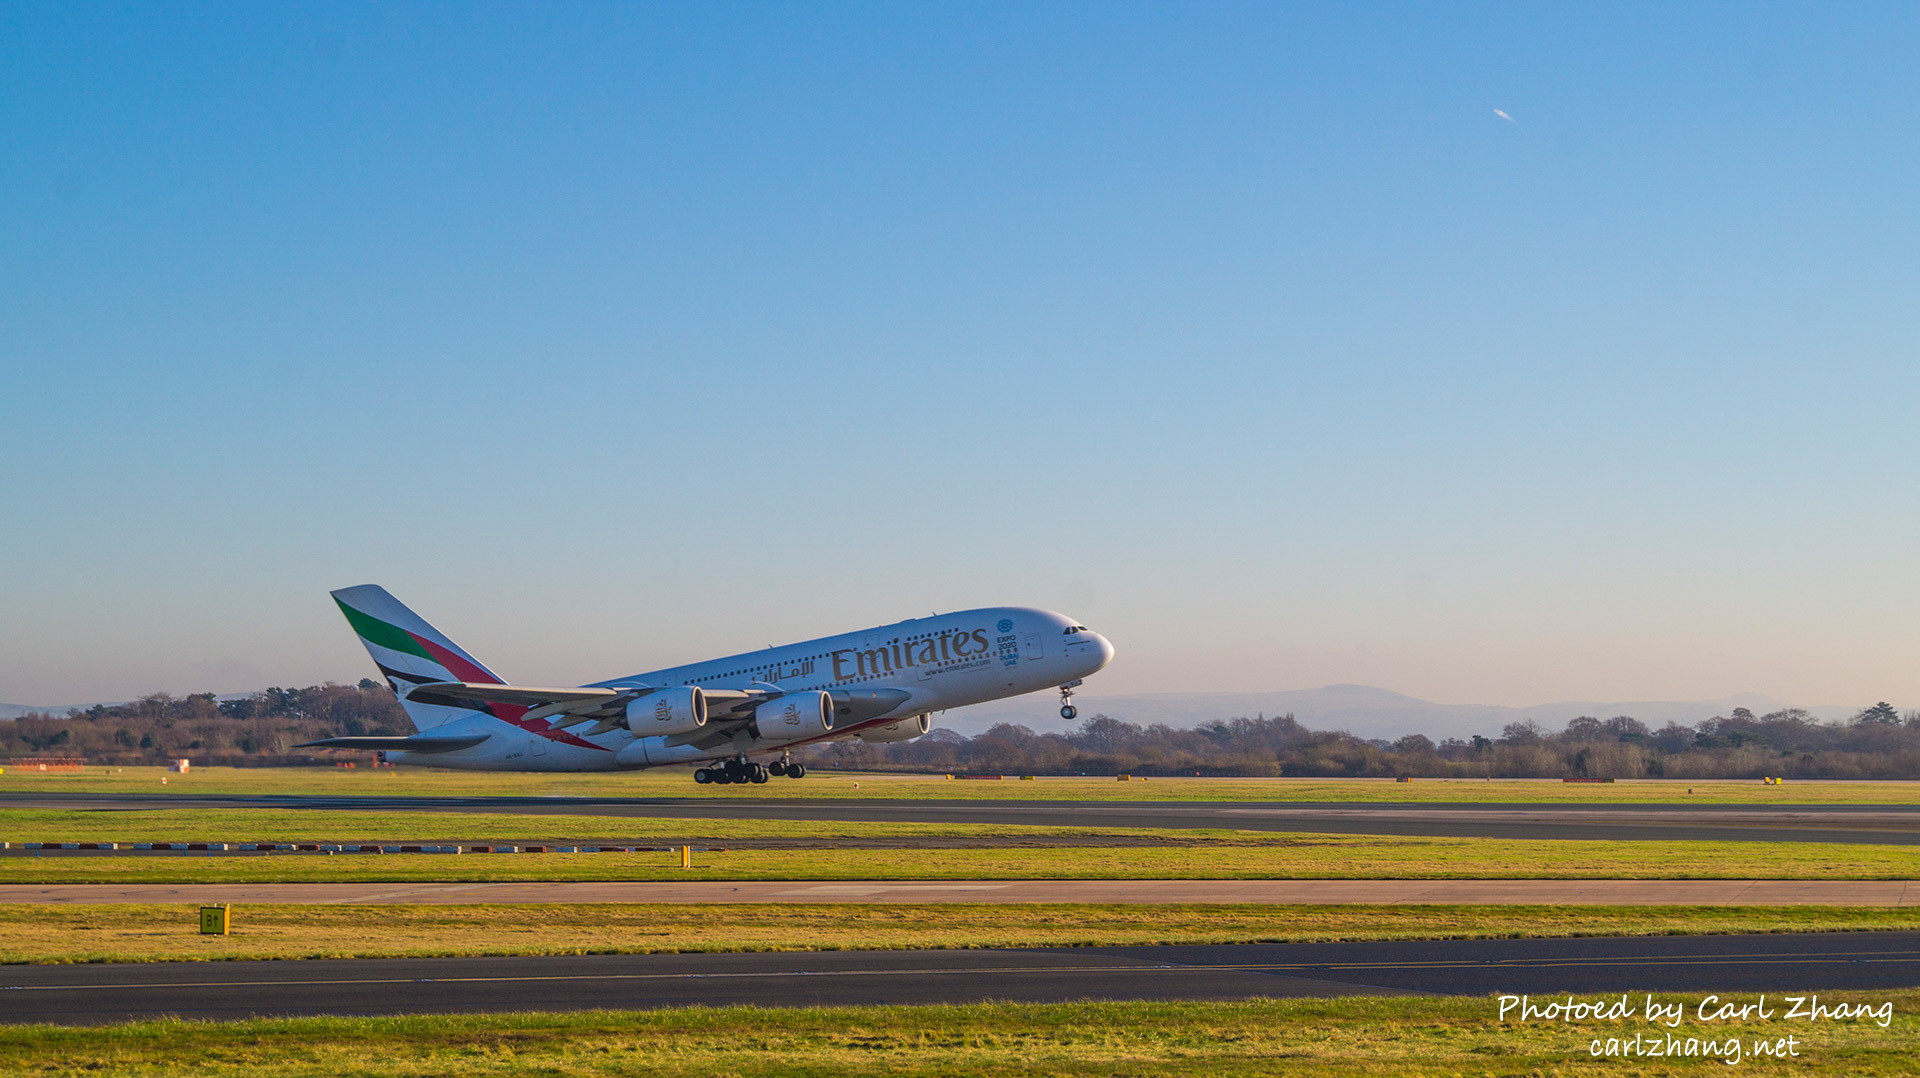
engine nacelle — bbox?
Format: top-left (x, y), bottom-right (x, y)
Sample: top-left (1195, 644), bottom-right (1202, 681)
top-left (754, 691), bottom-right (833, 743)
top-left (857, 713), bottom-right (931, 743)
top-left (624, 686), bottom-right (707, 738)
top-left (613, 736), bottom-right (712, 769)
top-left (830, 688), bottom-right (912, 725)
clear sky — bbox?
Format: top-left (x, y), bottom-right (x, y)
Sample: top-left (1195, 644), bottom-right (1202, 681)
top-left (4, 3), bottom-right (1918, 710)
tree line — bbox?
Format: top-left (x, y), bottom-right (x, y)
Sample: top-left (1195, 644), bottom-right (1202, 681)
top-left (7, 686), bottom-right (1920, 779)
top-left (803, 704), bottom-right (1920, 780)
top-left (0, 683), bottom-right (409, 766)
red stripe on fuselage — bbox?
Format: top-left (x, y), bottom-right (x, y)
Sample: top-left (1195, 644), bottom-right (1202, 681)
top-left (409, 632), bottom-right (610, 752)
top-left (492, 704), bottom-right (613, 752)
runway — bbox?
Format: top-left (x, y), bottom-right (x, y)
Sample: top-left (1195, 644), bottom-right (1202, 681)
top-left (7, 793), bottom-right (1919, 844)
top-left (5, 932), bottom-right (1916, 1025)
top-left (6, 878), bottom-right (1919, 905)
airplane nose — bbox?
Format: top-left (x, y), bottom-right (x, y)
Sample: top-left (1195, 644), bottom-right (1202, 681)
top-left (1091, 632), bottom-right (1115, 671)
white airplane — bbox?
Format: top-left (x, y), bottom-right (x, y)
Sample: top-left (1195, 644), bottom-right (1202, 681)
top-left (300, 585), bottom-right (1115, 784)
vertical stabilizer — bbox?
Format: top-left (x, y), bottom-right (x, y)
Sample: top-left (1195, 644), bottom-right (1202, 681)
top-left (331, 585), bottom-right (503, 730)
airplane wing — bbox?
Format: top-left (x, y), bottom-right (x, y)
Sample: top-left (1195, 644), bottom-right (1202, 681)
top-left (294, 734), bottom-right (492, 754)
top-left (402, 681), bottom-right (627, 722)
top-left (700, 688), bottom-right (770, 719)
top-left (405, 682), bottom-right (621, 708)
top-left (402, 682), bottom-right (788, 737)
top-left (567, 687), bottom-right (775, 738)
top-left (651, 687), bottom-right (912, 745)
top-left (386, 682), bottom-right (898, 744)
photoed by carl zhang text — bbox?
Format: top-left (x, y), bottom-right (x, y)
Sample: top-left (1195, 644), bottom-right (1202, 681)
top-left (1498, 992), bottom-right (1895, 1066)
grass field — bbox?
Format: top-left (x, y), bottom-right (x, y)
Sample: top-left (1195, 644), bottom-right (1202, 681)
top-left (5, 773), bottom-right (1913, 1075)
top-left (5, 902), bottom-right (1919, 965)
top-left (2, 996), bottom-right (1913, 1076)
top-left (0, 807), bottom-right (1242, 844)
top-left (5, 832), bottom-right (1917, 883)
top-left (9, 801), bottom-right (1917, 852)
top-left (5, 766), bottom-right (1915, 802)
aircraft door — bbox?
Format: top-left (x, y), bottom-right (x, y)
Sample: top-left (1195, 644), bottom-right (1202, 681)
top-left (1023, 633), bottom-right (1042, 660)
top-left (529, 731), bottom-right (549, 757)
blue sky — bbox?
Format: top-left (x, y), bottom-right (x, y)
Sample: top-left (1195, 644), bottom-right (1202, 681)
top-left (4, 3), bottom-right (1918, 709)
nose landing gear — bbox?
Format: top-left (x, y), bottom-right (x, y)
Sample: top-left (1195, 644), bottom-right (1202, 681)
top-left (1059, 680), bottom-right (1081, 721)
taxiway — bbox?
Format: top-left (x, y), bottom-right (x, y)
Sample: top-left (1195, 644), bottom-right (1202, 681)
top-left (5, 932), bottom-right (1916, 1025)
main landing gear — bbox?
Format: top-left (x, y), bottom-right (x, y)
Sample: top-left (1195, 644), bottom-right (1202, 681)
top-left (693, 759), bottom-right (766, 784)
top-left (694, 755), bottom-right (806, 784)
top-left (1059, 679), bottom-right (1082, 721)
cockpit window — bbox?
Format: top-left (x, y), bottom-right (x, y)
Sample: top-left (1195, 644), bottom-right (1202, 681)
top-left (1064, 625), bottom-right (1087, 634)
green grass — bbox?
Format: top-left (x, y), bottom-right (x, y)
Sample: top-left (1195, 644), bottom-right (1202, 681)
top-left (2, 996), bottom-right (1914, 1076)
top-left (5, 902), bottom-right (1920, 965)
top-left (0, 807), bottom-right (1214, 844)
top-left (7, 765), bottom-right (1916, 802)
top-left (5, 832), bottom-right (1919, 883)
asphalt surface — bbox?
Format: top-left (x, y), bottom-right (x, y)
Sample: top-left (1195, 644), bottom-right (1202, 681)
top-left (8, 879), bottom-right (1919, 905)
top-left (5, 932), bottom-right (1917, 1025)
top-left (7, 793), bottom-right (1919, 844)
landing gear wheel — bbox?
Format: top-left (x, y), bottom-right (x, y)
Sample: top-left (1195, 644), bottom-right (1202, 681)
top-left (750, 764), bottom-right (770, 784)
top-left (1058, 682), bottom-right (1079, 721)
top-left (786, 763), bottom-right (806, 779)
top-left (769, 760), bottom-right (788, 777)
top-left (693, 769), bottom-right (713, 784)
top-left (1060, 704), bottom-right (1078, 720)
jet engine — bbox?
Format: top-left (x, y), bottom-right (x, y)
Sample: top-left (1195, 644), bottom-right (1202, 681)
top-left (856, 713), bottom-right (931, 743)
top-left (624, 686), bottom-right (707, 738)
top-left (829, 688), bottom-right (912, 725)
top-left (754, 691), bottom-right (833, 743)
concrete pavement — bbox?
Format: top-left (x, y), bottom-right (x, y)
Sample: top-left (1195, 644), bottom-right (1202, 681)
top-left (8, 933), bottom-right (1919, 1024)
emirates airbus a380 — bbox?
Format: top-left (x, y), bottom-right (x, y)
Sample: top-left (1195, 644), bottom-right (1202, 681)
top-left (300, 585), bottom-right (1115, 784)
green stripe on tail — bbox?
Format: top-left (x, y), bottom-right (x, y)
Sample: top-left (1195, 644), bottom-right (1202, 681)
top-left (334, 597), bottom-right (434, 662)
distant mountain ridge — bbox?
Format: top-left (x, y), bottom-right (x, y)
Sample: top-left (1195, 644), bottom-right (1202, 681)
top-left (0, 703), bottom-right (74, 720)
top-left (936, 684), bottom-right (1860, 740)
top-left (0, 695), bottom-right (247, 720)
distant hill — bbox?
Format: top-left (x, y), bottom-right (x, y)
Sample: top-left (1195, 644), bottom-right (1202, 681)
top-left (0, 695), bottom-right (245, 720)
top-left (0, 703), bottom-right (73, 720)
top-left (936, 684), bottom-right (1859, 740)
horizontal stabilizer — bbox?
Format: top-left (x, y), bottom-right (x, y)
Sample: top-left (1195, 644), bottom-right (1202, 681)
top-left (294, 734), bottom-right (492, 754)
